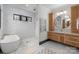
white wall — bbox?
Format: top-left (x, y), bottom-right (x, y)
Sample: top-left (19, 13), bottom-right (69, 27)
top-left (36, 5), bottom-right (51, 42)
top-left (3, 5), bottom-right (35, 39)
top-left (0, 5), bottom-right (4, 39)
top-left (2, 4), bottom-right (51, 42)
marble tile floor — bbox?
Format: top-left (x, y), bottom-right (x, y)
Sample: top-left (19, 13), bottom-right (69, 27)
top-left (11, 38), bottom-right (39, 54)
top-left (5, 39), bottom-right (79, 54)
top-left (34, 41), bottom-right (79, 54)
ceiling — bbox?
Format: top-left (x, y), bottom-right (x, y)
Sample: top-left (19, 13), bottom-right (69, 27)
top-left (6, 4), bottom-right (38, 13)
top-left (41, 4), bottom-right (68, 9)
top-left (6, 4), bottom-right (73, 12)
top-left (42, 4), bottom-right (74, 12)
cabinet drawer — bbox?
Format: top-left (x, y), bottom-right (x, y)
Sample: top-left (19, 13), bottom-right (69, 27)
top-left (48, 36), bottom-right (59, 41)
top-left (48, 32), bottom-right (58, 36)
top-left (64, 36), bottom-right (79, 42)
top-left (64, 40), bottom-right (79, 48)
top-left (59, 35), bottom-right (64, 42)
top-left (70, 36), bottom-right (79, 42)
top-left (48, 32), bottom-right (54, 36)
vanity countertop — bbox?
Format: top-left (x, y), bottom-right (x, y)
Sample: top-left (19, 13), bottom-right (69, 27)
top-left (48, 31), bottom-right (79, 37)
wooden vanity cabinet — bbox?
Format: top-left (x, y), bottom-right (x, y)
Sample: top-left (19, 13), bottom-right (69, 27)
top-left (48, 32), bottom-right (79, 48)
top-left (64, 35), bottom-right (79, 48)
top-left (48, 32), bottom-right (64, 43)
top-left (48, 32), bottom-right (59, 41)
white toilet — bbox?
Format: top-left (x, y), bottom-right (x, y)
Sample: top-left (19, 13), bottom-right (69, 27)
top-left (0, 35), bottom-right (21, 53)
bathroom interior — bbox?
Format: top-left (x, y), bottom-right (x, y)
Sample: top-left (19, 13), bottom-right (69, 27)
top-left (0, 4), bottom-right (79, 54)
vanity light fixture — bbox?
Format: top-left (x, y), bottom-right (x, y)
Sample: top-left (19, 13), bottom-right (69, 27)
top-left (63, 10), bottom-right (67, 14)
top-left (56, 10), bottom-right (67, 16)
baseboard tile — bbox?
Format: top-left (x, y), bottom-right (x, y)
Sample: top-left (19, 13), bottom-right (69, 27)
top-left (39, 39), bottom-right (49, 45)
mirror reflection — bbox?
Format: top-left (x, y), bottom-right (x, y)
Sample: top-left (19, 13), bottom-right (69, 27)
top-left (54, 9), bottom-right (71, 33)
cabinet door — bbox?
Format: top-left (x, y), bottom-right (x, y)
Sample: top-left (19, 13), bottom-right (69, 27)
top-left (64, 40), bottom-right (79, 48)
top-left (64, 35), bottom-right (79, 48)
top-left (48, 35), bottom-right (59, 41)
top-left (49, 13), bottom-right (54, 31)
top-left (71, 5), bottom-right (79, 33)
top-left (59, 34), bottom-right (64, 42)
top-left (48, 32), bottom-right (59, 41)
